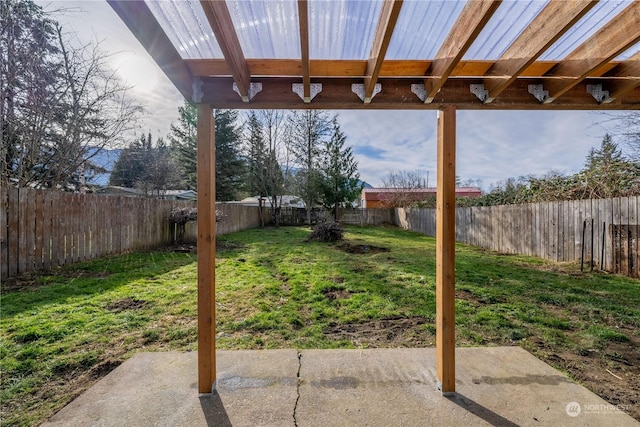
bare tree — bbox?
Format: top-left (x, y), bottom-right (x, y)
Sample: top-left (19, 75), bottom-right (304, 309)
top-left (380, 169), bottom-right (429, 207)
top-left (288, 110), bottom-right (332, 224)
top-left (260, 110), bottom-right (291, 226)
top-left (1, 0), bottom-right (141, 191)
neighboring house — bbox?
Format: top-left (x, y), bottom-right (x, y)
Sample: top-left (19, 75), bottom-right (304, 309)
top-left (97, 186), bottom-right (197, 200)
top-left (361, 187), bottom-right (482, 208)
top-left (230, 195), bottom-right (306, 208)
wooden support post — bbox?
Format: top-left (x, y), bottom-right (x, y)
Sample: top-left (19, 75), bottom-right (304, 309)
top-left (436, 105), bottom-right (456, 395)
top-left (197, 104), bottom-right (216, 393)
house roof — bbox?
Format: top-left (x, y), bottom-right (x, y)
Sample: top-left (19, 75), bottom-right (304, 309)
top-left (108, 0), bottom-right (640, 111)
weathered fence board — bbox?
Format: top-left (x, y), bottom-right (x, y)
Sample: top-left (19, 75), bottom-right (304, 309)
top-left (2, 189), bottom-right (266, 279)
top-left (395, 196), bottom-right (640, 278)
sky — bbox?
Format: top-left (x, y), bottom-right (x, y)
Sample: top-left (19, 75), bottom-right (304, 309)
top-left (36, 0), bottom-right (626, 190)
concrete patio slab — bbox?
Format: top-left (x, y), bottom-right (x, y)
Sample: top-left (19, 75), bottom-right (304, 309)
top-left (42, 347), bottom-right (638, 427)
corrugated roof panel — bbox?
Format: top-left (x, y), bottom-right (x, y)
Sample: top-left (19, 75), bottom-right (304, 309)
top-left (227, 0), bottom-right (300, 59)
top-left (387, 1), bottom-right (465, 60)
top-left (308, 0), bottom-right (383, 59)
top-left (464, 0), bottom-right (550, 60)
top-left (616, 41), bottom-right (640, 60)
top-left (539, 0), bottom-right (633, 60)
top-left (146, 1), bottom-right (222, 59)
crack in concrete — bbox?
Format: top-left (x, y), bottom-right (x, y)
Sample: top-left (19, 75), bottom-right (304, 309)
top-left (293, 351), bottom-right (302, 427)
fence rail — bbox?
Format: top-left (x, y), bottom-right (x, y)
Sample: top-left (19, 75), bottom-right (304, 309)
top-left (1, 188), bottom-right (265, 279)
top-left (395, 196), bottom-right (640, 278)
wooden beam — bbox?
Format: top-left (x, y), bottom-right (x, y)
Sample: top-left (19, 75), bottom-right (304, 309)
top-left (436, 105), bottom-right (456, 395)
top-left (543, 1), bottom-right (640, 103)
top-left (197, 104), bottom-right (216, 393)
top-left (484, 0), bottom-right (597, 103)
top-left (200, 0), bottom-right (251, 102)
top-left (187, 58), bottom-right (600, 79)
top-left (604, 52), bottom-right (640, 101)
top-left (424, 0), bottom-right (502, 103)
top-left (198, 76), bottom-right (640, 110)
top-left (107, 0), bottom-right (193, 101)
top-left (298, 0), bottom-right (311, 102)
top-left (363, 0), bottom-right (404, 103)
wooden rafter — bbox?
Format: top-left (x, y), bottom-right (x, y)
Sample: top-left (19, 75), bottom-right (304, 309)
top-left (542, 1), bottom-right (640, 104)
top-left (423, 0), bottom-right (502, 103)
top-left (483, 0), bottom-right (597, 103)
top-left (363, 0), bottom-right (404, 103)
top-left (107, 0), bottom-right (193, 101)
top-left (298, 0), bottom-right (311, 102)
top-left (200, 0), bottom-right (251, 102)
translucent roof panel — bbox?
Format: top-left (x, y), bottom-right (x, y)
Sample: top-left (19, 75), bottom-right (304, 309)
top-left (387, 1), bottom-right (465, 60)
top-left (539, 0), bottom-right (633, 60)
top-left (616, 41), bottom-right (640, 60)
top-left (464, 0), bottom-right (549, 60)
top-left (308, 0), bottom-right (383, 59)
top-left (227, 0), bottom-right (300, 59)
top-left (146, 1), bottom-right (222, 59)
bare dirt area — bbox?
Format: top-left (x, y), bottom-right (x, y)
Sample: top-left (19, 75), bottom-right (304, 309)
top-left (324, 316), bottom-right (435, 347)
top-left (337, 242), bottom-right (390, 254)
top-left (532, 331), bottom-right (640, 420)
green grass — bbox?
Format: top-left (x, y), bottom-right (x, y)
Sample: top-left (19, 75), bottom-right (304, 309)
top-left (2, 225), bottom-right (639, 426)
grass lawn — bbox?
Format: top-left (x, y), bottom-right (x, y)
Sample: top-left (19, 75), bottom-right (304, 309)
top-left (1, 225), bottom-right (639, 425)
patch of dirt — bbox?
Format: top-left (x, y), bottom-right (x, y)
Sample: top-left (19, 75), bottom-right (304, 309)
top-left (322, 286), bottom-right (356, 301)
top-left (337, 243), bottom-right (390, 254)
top-left (106, 298), bottom-right (147, 312)
top-left (455, 289), bottom-right (481, 307)
top-left (531, 330), bottom-right (640, 421)
top-left (2, 269), bottom-right (112, 293)
top-left (324, 316), bottom-right (434, 347)
top-left (169, 244), bottom-right (196, 253)
top-left (217, 241), bottom-right (245, 251)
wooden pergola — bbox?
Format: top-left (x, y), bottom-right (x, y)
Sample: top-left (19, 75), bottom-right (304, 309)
top-left (108, 0), bottom-right (640, 395)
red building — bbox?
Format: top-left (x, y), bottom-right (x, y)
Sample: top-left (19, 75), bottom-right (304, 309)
top-left (361, 187), bottom-right (482, 208)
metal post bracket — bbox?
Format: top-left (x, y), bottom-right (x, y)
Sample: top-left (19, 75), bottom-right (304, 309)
top-left (233, 82), bottom-right (262, 102)
top-left (292, 83), bottom-right (323, 103)
top-left (528, 84), bottom-right (550, 103)
top-left (470, 84), bottom-right (488, 102)
top-left (587, 84), bottom-right (612, 104)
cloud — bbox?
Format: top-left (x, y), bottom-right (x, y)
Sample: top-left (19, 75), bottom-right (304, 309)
top-left (338, 110), bottom-right (611, 189)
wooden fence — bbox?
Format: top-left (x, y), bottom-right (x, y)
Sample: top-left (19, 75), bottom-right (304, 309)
top-left (395, 196), bottom-right (640, 278)
top-left (0, 188), bottom-right (265, 279)
top-left (339, 208), bottom-right (395, 226)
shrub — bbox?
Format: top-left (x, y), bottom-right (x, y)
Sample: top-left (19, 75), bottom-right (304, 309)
top-left (307, 222), bottom-right (344, 243)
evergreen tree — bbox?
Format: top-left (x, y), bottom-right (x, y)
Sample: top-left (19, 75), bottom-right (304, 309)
top-left (169, 101), bottom-right (197, 189)
top-left (110, 133), bottom-right (181, 195)
top-left (215, 109), bottom-right (245, 201)
top-left (580, 134), bottom-right (640, 199)
top-left (170, 104), bottom-right (245, 200)
top-left (245, 110), bottom-right (267, 197)
top-left (109, 134), bottom-right (148, 188)
top-left (320, 117), bottom-right (363, 220)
